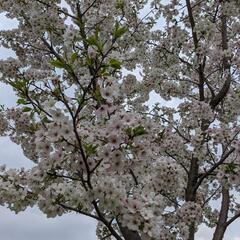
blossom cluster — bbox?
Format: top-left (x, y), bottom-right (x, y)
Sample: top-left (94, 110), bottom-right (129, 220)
top-left (0, 0), bottom-right (239, 240)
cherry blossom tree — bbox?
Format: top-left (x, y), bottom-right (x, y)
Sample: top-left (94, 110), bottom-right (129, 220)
top-left (0, 0), bottom-right (239, 239)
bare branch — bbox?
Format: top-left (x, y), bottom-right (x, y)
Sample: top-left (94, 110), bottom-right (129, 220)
top-left (195, 148), bottom-right (235, 190)
top-left (226, 211), bottom-right (240, 227)
top-left (58, 202), bottom-right (100, 221)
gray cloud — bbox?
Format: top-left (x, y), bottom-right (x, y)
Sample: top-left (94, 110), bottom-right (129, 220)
top-left (0, 207), bottom-right (97, 240)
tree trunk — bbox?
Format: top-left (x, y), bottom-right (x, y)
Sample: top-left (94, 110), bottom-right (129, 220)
top-left (212, 188), bottom-right (229, 240)
top-left (118, 222), bottom-right (142, 240)
top-left (185, 158), bottom-right (199, 240)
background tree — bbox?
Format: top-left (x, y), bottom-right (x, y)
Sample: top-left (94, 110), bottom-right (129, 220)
top-left (0, 0), bottom-right (239, 239)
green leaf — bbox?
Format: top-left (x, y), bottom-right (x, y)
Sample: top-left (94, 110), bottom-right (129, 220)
top-left (133, 125), bottom-right (147, 136)
top-left (158, 129), bottom-right (165, 139)
top-left (8, 79), bottom-right (29, 91)
top-left (109, 59), bottom-right (122, 69)
top-left (53, 87), bottom-right (61, 97)
top-left (93, 88), bottom-right (104, 102)
top-left (125, 127), bottom-right (133, 137)
top-left (71, 52), bottom-right (78, 63)
top-left (50, 59), bottom-right (66, 69)
top-left (125, 125), bottom-right (147, 138)
top-left (17, 98), bottom-right (28, 105)
top-left (116, 0), bottom-right (125, 10)
top-left (87, 35), bottom-right (98, 46)
top-left (30, 110), bottom-right (35, 119)
top-left (84, 144), bottom-right (98, 156)
top-left (87, 35), bottom-right (103, 52)
top-left (225, 163), bottom-right (236, 174)
top-left (22, 107), bottom-right (32, 112)
top-left (113, 25), bottom-right (128, 38)
top-left (86, 56), bottom-right (94, 66)
top-left (42, 116), bottom-right (51, 123)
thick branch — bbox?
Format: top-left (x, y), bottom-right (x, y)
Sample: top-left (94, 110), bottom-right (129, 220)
top-left (186, 0), bottom-right (205, 101)
top-left (185, 157), bottom-right (199, 240)
top-left (212, 188), bottom-right (230, 240)
top-left (92, 201), bottom-right (123, 240)
top-left (210, 8), bottom-right (231, 109)
top-left (117, 221), bottom-right (142, 240)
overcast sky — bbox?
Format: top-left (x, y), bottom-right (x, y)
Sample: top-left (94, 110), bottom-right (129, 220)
top-left (0, 11), bottom-right (239, 240)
